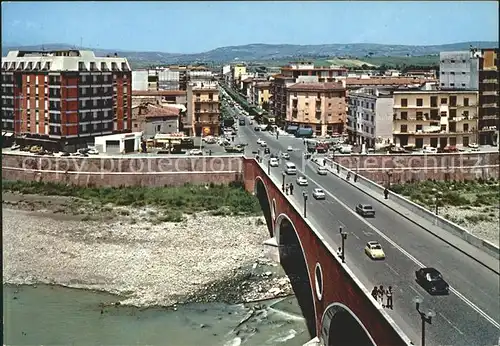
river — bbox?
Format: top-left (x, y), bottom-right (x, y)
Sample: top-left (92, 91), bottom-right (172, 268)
top-left (3, 284), bottom-right (310, 346)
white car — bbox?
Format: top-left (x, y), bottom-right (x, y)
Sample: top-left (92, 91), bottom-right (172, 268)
top-left (312, 188), bottom-right (326, 200)
top-left (287, 146), bottom-right (293, 151)
top-left (189, 149), bottom-right (203, 156)
top-left (260, 141), bottom-right (267, 147)
top-left (256, 138), bottom-right (263, 145)
top-left (269, 158), bottom-right (279, 167)
top-left (87, 148), bottom-right (99, 155)
top-left (423, 146), bottom-right (437, 154)
top-left (281, 152), bottom-right (290, 159)
top-left (317, 166), bottom-right (328, 175)
top-left (296, 176), bottom-right (308, 186)
top-left (10, 144), bottom-right (20, 150)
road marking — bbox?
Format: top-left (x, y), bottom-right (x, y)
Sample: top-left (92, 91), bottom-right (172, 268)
top-left (350, 232), bottom-right (361, 240)
top-left (244, 122), bottom-right (500, 330)
top-left (439, 312), bottom-right (465, 335)
top-left (386, 263), bottom-right (400, 277)
top-left (409, 286), bottom-right (421, 296)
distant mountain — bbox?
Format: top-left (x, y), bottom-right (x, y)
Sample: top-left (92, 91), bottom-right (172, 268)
top-left (2, 41), bottom-right (497, 67)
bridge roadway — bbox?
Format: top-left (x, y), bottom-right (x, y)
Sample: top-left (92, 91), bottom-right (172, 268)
top-left (235, 121), bottom-right (500, 345)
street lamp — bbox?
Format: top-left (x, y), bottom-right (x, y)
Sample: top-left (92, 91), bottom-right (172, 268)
top-left (339, 226), bottom-right (348, 263)
top-left (282, 172), bottom-right (286, 192)
top-left (386, 170), bottom-right (393, 188)
top-left (302, 190), bottom-right (308, 218)
top-left (412, 296), bottom-right (436, 346)
top-left (432, 188), bottom-right (443, 215)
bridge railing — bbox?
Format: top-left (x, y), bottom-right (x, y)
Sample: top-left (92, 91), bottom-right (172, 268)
top-left (322, 157), bottom-right (500, 260)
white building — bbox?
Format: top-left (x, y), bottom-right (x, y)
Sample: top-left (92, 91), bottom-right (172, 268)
top-left (94, 132), bottom-right (143, 154)
top-left (347, 88), bottom-right (394, 148)
top-left (132, 70), bottom-right (149, 91)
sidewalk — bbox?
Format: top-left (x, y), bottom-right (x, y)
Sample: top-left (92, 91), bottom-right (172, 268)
top-left (323, 162), bottom-right (500, 274)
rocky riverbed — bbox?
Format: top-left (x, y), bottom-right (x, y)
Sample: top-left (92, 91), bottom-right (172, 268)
top-left (2, 192), bottom-right (293, 308)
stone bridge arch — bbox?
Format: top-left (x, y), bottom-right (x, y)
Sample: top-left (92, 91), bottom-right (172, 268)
top-left (320, 303), bottom-right (376, 346)
top-left (255, 176), bottom-right (274, 237)
top-left (275, 213), bottom-right (317, 338)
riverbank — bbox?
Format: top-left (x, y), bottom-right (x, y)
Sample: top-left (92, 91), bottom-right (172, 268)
top-left (2, 191), bottom-right (293, 307)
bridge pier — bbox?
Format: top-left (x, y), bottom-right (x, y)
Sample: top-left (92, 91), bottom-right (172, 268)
top-left (303, 336), bottom-right (321, 346)
top-left (263, 237), bottom-right (279, 262)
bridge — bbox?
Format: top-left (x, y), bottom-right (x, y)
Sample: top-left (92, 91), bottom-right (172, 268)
top-left (238, 125), bottom-right (500, 345)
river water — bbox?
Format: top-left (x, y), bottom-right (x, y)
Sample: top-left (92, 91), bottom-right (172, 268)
top-left (3, 284), bottom-right (310, 346)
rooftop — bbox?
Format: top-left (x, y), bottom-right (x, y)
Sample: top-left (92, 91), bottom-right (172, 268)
top-left (133, 103), bottom-right (180, 118)
top-left (2, 50), bottom-right (131, 72)
top-left (132, 90), bottom-right (187, 97)
top-left (346, 77), bottom-right (435, 86)
top-left (287, 82), bottom-right (345, 91)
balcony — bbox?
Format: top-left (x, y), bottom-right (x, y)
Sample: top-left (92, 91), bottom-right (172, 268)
top-left (481, 103), bottom-right (498, 108)
top-left (194, 119), bottom-right (219, 125)
top-left (481, 91), bottom-right (499, 96)
top-left (480, 115), bottom-right (498, 120)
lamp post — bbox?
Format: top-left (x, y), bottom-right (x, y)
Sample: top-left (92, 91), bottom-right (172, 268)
top-left (412, 296), bottom-right (436, 346)
top-left (432, 188), bottom-right (443, 215)
top-left (339, 226), bottom-right (348, 263)
top-left (267, 157), bottom-right (271, 175)
top-left (386, 170), bottom-right (393, 188)
top-left (302, 190), bottom-right (308, 218)
top-left (282, 172), bottom-right (286, 192)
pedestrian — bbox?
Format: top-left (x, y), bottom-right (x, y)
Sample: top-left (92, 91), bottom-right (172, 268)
top-left (386, 286), bottom-right (393, 309)
top-left (289, 182), bottom-right (294, 195)
top-left (285, 184), bottom-right (289, 195)
top-left (337, 247), bottom-right (343, 257)
top-left (346, 172), bottom-right (351, 181)
top-left (354, 173), bottom-right (358, 183)
top-left (378, 285), bottom-right (385, 307)
top-left (384, 188), bottom-right (389, 199)
top-left (371, 286), bottom-right (378, 300)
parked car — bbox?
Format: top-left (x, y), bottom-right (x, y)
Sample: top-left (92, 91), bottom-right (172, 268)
top-left (189, 149), bottom-right (203, 156)
top-left (317, 166), bottom-right (328, 175)
top-left (264, 147), bottom-right (270, 154)
top-left (87, 148), bottom-right (99, 155)
top-left (312, 188), bottom-right (326, 200)
top-left (296, 176), bottom-right (308, 186)
top-left (364, 241), bottom-right (385, 260)
top-left (442, 145), bottom-right (458, 153)
top-left (423, 146), bottom-right (437, 154)
top-left (355, 204), bottom-right (375, 217)
top-left (10, 144), bottom-right (20, 150)
top-left (29, 145), bottom-right (43, 154)
top-left (269, 158), bottom-right (279, 167)
top-left (287, 146), bottom-right (293, 151)
top-left (415, 268), bottom-right (450, 295)
top-left (260, 141), bottom-right (267, 147)
top-left (254, 126), bottom-right (261, 131)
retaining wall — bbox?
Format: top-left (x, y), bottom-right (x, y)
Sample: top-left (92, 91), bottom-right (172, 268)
top-left (2, 153), bottom-right (244, 187)
top-left (332, 152), bottom-right (499, 184)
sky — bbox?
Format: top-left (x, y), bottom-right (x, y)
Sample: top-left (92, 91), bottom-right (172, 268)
top-left (1, 1), bottom-right (498, 53)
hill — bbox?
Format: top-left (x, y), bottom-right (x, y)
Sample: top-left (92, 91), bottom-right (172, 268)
top-left (2, 41), bottom-right (497, 68)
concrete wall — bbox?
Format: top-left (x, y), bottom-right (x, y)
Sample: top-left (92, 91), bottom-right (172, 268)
top-left (332, 152), bottom-right (499, 184)
top-left (2, 153), bottom-right (243, 187)
top-left (440, 51), bottom-right (479, 90)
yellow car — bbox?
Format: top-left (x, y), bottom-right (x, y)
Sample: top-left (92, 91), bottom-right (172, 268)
top-left (364, 241), bottom-right (386, 260)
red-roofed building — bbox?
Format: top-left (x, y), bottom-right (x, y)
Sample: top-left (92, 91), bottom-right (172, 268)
top-left (286, 81), bottom-right (347, 137)
top-left (132, 103), bottom-right (180, 138)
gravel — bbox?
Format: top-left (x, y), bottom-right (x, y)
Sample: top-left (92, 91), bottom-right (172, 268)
top-left (2, 206), bottom-right (279, 307)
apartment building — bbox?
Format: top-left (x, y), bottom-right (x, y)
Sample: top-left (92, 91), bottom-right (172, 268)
top-left (439, 51), bottom-right (479, 90)
top-left (477, 48), bottom-right (499, 145)
top-left (286, 82), bottom-right (346, 137)
top-left (131, 103), bottom-right (180, 138)
top-left (186, 81), bottom-right (220, 137)
top-left (273, 62), bottom-right (348, 127)
top-left (251, 81), bottom-right (272, 109)
top-left (347, 88), bottom-right (394, 148)
top-left (392, 90), bottom-right (479, 148)
top-left (1, 49), bottom-right (131, 150)
top-left (231, 64), bottom-right (247, 88)
top-left (346, 77), bottom-right (436, 90)
top-left (132, 90), bottom-right (187, 108)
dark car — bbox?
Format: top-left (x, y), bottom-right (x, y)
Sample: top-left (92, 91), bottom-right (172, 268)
top-left (355, 204), bottom-right (375, 217)
top-left (264, 147), bottom-right (270, 154)
top-left (415, 268), bottom-right (450, 295)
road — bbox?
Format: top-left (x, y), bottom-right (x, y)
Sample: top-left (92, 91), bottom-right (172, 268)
top-left (222, 90), bottom-right (500, 346)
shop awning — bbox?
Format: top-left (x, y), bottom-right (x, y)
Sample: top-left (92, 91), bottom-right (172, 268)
top-left (4, 132), bottom-right (14, 137)
top-left (286, 125), bottom-right (299, 132)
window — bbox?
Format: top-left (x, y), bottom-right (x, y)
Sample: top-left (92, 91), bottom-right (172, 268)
top-left (27, 86), bottom-right (30, 95)
top-left (430, 96), bottom-right (438, 107)
top-left (450, 83), bottom-right (455, 87)
top-left (463, 98), bottom-right (469, 106)
top-left (35, 99), bottom-right (39, 108)
top-left (36, 87), bottom-right (39, 95)
top-left (82, 100), bottom-right (86, 107)
top-left (93, 99), bottom-right (97, 107)
top-left (463, 123), bottom-right (469, 132)
top-left (449, 95), bottom-right (457, 106)
top-left (293, 92), bottom-right (297, 97)
top-left (449, 123), bottom-right (456, 132)
top-left (27, 99), bottom-right (30, 109)
top-left (400, 124), bottom-right (408, 133)
top-left (450, 71), bottom-right (455, 75)
top-left (441, 125), bottom-right (447, 132)
top-left (401, 111), bottom-right (408, 120)
top-left (441, 98), bottom-right (447, 104)
top-left (401, 98), bottom-right (407, 107)
top-left (416, 98), bottom-right (423, 107)
top-left (416, 124), bottom-right (423, 131)
top-left (463, 110), bottom-right (469, 118)
top-left (27, 75), bottom-right (30, 83)
top-left (463, 137), bottom-right (469, 146)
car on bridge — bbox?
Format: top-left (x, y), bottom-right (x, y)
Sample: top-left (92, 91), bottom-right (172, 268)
top-left (269, 158), bottom-right (279, 167)
top-left (415, 268), bottom-right (450, 295)
top-left (355, 204), bottom-right (375, 217)
top-left (281, 152), bottom-right (290, 160)
top-left (364, 241), bottom-right (385, 260)
top-left (287, 145), bottom-right (293, 151)
top-left (317, 166), bottom-right (328, 175)
top-left (312, 188), bottom-right (326, 200)
top-left (189, 149), bottom-right (203, 156)
top-left (260, 141), bottom-right (267, 147)
top-left (296, 176), bottom-right (308, 186)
